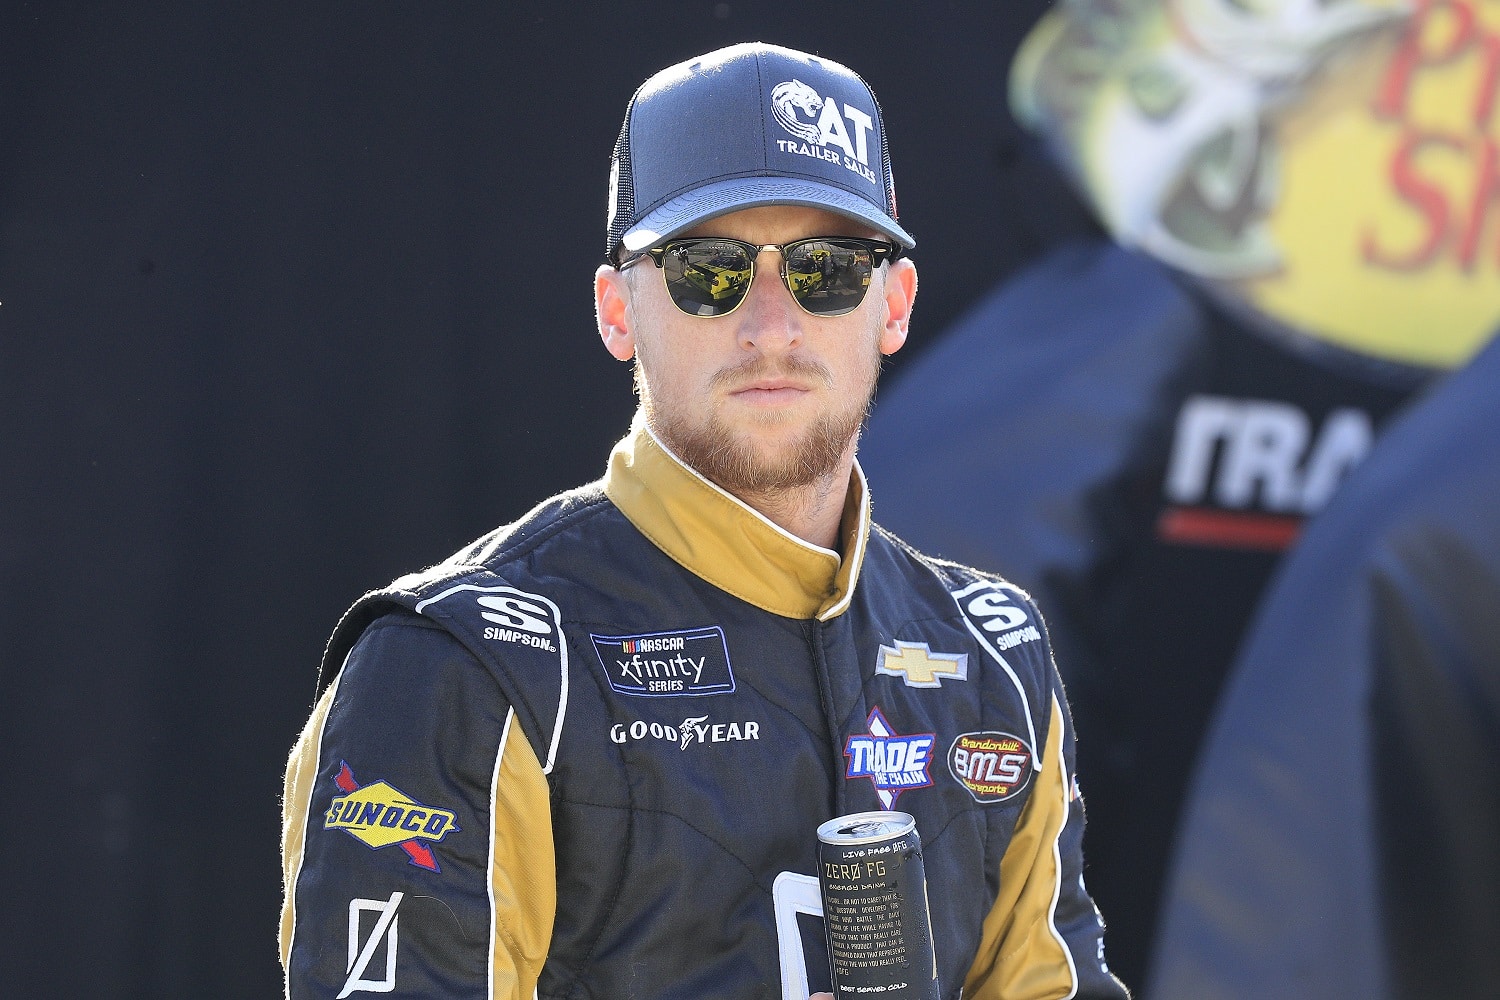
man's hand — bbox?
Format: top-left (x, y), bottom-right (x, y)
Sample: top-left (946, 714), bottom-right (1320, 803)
top-left (809, 994), bottom-right (833, 999)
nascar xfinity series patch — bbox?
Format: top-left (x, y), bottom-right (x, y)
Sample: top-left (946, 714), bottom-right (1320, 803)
top-left (589, 626), bottom-right (735, 697)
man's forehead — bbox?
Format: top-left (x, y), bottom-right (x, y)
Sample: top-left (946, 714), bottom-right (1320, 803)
top-left (680, 205), bottom-right (880, 243)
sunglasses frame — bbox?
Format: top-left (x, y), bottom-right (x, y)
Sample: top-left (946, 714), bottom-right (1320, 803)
top-left (618, 235), bottom-right (903, 318)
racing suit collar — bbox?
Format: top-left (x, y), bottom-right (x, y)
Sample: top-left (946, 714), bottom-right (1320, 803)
top-left (603, 413), bottom-right (870, 621)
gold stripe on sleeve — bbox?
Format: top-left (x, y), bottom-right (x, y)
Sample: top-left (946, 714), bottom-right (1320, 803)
top-left (963, 694), bottom-right (1077, 1000)
top-left (280, 673), bottom-right (342, 981)
top-left (488, 708), bottom-right (557, 999)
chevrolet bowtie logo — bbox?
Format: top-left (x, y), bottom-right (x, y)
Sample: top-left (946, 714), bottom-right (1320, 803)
top-left (875, 641), bottom-right (969, 688)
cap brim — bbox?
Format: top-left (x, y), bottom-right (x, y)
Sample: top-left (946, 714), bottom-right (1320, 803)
top-left (621, 176), bottom-right (915, 252)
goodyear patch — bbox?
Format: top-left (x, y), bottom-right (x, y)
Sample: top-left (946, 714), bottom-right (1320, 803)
top-left (325, 761), bottom-right (459, 872)
top-left (589, 626), bottom-right (735, 697)
top-left (948, 732), bottom-right (1034, 803)
top-left (844, 707), bottom-right (935, 809)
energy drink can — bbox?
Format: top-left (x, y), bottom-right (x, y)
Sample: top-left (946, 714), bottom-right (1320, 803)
top-left (816, 811), bottom-right (940, 999)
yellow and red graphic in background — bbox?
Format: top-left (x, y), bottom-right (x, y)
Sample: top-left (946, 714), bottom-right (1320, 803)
top-left (1014, 0), bottom-right (1500, 369)
top-left (1258, 0), bottom-right (1500, 366)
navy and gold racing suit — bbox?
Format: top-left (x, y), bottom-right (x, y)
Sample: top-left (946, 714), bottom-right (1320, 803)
top-left (280, 416), bottom-right (1129, 1000)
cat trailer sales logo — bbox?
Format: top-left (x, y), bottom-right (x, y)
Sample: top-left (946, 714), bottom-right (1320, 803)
top-left (590, 626), bottom-right (736, 697)
top-left (844, 707), bottom-right (935, 809)
top-left (324, 762), bottom-right (460, 872)
top-left (770, 78), bottom-right (879, 185)
top-left (948, 732), bottom-right (1035, 803)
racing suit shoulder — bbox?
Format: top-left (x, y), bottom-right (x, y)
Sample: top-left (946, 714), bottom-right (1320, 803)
top-left (872, 526), bottom-right (1129, 998)
top-left (316, 484), bottom-right (615, 771)
top-left (282, 611), bottom-right (555, 999)
top-left (876, 524), bottom-right (1058, 686)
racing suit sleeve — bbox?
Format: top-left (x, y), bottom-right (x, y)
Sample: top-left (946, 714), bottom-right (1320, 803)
top-left (963, 692), bottom-right (1129, 1000)
top-left (280, 613), bottom-right (555, 999)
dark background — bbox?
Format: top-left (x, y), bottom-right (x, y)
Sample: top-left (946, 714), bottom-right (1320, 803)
top-left (0, 3), bottom-right (1096, 996)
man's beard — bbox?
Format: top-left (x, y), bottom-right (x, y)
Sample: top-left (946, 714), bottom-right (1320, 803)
top-left (640, 351), bottom-right (881, 496)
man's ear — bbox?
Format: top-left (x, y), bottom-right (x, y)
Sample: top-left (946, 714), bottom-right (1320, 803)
top-left (595, 264), bottom-right (636, 361)
top-left (878, 257), bottom-right (917, 356)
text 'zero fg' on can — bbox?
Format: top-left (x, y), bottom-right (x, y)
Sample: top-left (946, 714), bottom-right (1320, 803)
top-left (815, 810), bottom-right (940, 999)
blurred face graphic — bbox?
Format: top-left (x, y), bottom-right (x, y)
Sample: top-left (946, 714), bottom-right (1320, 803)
top-left (1011, 0), bottom-right (1500, 368)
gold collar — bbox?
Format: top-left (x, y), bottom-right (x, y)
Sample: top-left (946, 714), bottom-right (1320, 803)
top-left (602, 415), bottom-right (870, 621)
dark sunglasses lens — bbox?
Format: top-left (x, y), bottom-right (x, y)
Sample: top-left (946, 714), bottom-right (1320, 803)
top-left (784, 240), bottom-right (875, 316)
top-left (661, 240), bottom-right (754, 317)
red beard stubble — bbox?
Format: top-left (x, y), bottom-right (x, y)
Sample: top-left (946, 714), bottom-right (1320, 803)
top-left (639, 348), bottom-right (883, 497)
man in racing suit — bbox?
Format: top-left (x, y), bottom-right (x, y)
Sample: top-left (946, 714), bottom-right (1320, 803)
top-left (280, 43), bottom-right (1128, 1000)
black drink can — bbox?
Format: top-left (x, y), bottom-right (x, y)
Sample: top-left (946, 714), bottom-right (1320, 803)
top-left (816, 811), bottom-right (940, 999)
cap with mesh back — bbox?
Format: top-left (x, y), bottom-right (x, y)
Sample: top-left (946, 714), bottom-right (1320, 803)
top-left (606, 42), bottom-right (914, 264)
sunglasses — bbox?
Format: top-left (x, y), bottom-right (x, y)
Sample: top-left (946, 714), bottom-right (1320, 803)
top-left (619, 236), bottom-right (902, 318)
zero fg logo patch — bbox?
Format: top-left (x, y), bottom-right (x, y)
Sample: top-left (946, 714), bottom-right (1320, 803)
top-left (325, 762), bottom-right (460, 872)
top-left (948, 732), bottom-right (1034, 803)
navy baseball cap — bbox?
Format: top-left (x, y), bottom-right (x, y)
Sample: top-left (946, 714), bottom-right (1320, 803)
top-left (606, 42), bottom-right (914, 263)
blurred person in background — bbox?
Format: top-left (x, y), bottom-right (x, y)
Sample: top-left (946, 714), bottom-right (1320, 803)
top-left (1150, 309), bottom-right (1500, 998)
top-left (861, 0), bottom-right (1500, 989)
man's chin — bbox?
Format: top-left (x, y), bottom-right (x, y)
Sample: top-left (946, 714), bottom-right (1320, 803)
top-left (668, 426), bottom-right (848, 495)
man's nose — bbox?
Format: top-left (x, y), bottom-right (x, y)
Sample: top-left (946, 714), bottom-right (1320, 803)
top-left (735, 252), bottom-right (804, 352)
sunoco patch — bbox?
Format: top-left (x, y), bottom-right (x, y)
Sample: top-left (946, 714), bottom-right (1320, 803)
top-left (948, 732), bottom-right (1034, 803)
top-left (589, 626), bottom-right (735, 697)
top-left (325, 761), bottom-right (460, 872)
